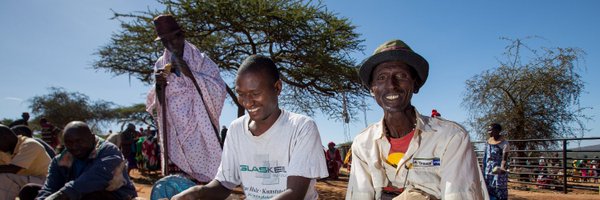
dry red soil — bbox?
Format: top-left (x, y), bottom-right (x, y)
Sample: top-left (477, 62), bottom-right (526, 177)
top-left (129, 170), bottom-right (600, 200)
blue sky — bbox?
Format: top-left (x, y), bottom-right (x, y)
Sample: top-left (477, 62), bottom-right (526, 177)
top-left (1, 1), bottom-right (598, 148)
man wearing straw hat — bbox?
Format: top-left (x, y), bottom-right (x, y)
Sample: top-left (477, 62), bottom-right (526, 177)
top-left (346, 40), bottom-right (488, 200)
top-left (146, 14), bottom-right (227, 183)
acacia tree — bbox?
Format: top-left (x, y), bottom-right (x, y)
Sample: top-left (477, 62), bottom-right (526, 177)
top-left (28, 87), bottom-right (117, 130)
top-left (93, 0), bottom-right (366, 119)
top-left (112, 103), bottom-right (156, 130)
top-left (462, 37), bottom-right (590, 151)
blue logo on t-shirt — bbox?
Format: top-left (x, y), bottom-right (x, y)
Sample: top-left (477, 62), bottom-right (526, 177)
top-left (413, 157), bottom-right (441, 167)
top-left (239, 165), bottom-right (287, 173)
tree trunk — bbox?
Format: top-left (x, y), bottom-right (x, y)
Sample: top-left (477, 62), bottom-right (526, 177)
top-left (225, 84), bottom-right (245, 117)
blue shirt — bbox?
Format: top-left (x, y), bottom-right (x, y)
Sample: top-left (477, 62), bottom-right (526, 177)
top-left (36, 139), bottom-right (137, 200)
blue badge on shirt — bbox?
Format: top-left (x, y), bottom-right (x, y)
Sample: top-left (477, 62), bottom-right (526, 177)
top-left (412, 157), bottom-right (441, 167)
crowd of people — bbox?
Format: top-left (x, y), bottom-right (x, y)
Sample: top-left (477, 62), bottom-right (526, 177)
top-left (104, 124), bottom-right (161, 176)
top-left (1, 121), bottom-right (139, 200)
top-left (2, 13), bottom-right (574, 200)
top-left (1, 118), bottom-right (166, 200)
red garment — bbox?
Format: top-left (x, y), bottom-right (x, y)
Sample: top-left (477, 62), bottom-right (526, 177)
top-left (325, 148), bottom-right (343, 179)
top-left (384, 130), bottom-right (414, 194)
top-left (431, 109), bottom-right (441, 118)
top-left (142, 139), bottom-right (158, 169)
top-left (388, 131), bottom-right (414, 156)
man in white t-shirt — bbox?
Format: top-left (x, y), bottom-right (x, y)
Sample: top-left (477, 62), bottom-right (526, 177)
top-left (172, 55), bottom-right (328, 200)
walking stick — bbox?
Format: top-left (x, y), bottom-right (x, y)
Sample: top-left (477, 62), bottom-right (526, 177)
top-left (188, 72), bottom-right (222, 149)
top-left (173, 57), bottom-right (223, 149)
top-left (156, 70), bottom-right (170, 176)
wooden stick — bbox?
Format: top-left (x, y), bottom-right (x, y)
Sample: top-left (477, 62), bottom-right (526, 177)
top-left (156, 76), bottom-right (170, 176)
top-left (176, 58), bottom-right (223, 149)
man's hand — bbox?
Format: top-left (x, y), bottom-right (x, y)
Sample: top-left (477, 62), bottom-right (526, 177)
top-left (0, 164), bottom-right (23, 174)
top-left (172, 180), bottom-right (232, 200)
top-left (271, 176), bottom-right (310, 200)
top-left (171, 186), bottom-right (201, 200)
top-left (46, 191), bottom-right (69, 200)
top-left (499, 167), bottom-right (508, 174)
top-left (492, 166), bottom-right (507, 174)
top-left (155, 69), bottom-right (168, 87)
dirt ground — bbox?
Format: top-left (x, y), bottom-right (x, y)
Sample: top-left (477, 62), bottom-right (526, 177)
top-left (130, 169), bottom-right (600, 200)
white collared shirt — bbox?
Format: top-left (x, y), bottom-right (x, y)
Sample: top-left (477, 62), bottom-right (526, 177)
top-left (346, 110), bottom-right (489, 200)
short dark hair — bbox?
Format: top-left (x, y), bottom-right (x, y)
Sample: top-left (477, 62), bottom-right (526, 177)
top-left (237, 55), bottom-right (280, 84)
top-left (64, 121), bottom-right (93, 138)
top-left (11, 125), bottom-right (32, 137)
top-left (490, 123), bottom-right (502, 132)
top-left (0, 124), bottom-right (16, 138)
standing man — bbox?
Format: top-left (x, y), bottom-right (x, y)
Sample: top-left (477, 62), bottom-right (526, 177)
top-left (121, 123), bottom-right (138, 175)
top-left (172, 55), bottom-right (328, 200)
top-left (9, 112), bottom-right (30, 127)
top-left (482, 123), bottom-right (509, 200)
top-left (346, 40), bottom-right (487, 200)
top-left (146, 14), bottom-right (227, 183)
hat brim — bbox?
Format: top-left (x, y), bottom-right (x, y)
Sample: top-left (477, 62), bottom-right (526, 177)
top-left (358, 50), bottom-right (429, 90)
top-left (154, 29), bottom-right (182, 41)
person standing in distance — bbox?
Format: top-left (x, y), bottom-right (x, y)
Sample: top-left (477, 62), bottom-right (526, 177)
top-left (482, 123), bottom-right (509, 200)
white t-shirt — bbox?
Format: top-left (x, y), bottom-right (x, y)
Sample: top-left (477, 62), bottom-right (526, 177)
top-left (215, 110), bottom-right (328, 200)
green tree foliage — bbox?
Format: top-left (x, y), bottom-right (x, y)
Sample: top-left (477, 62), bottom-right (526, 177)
top-left (1, 118), bottom-right (14, 126)
top-left (112, 103), bottom-right (156, 130)
top-left (462, 37), bottom-right (589, 151)
top-left (93, 0), bottom-right (366, 118)
top-left (28, 87), bottom-right (117, 130)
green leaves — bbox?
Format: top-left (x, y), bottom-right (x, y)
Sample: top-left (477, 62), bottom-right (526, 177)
top-left (28, 88), bottom-right (153, 133)
top-left (94, 0), bottom-right (367, 120)
top-left (29, 87), bottom-right (116, 130)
